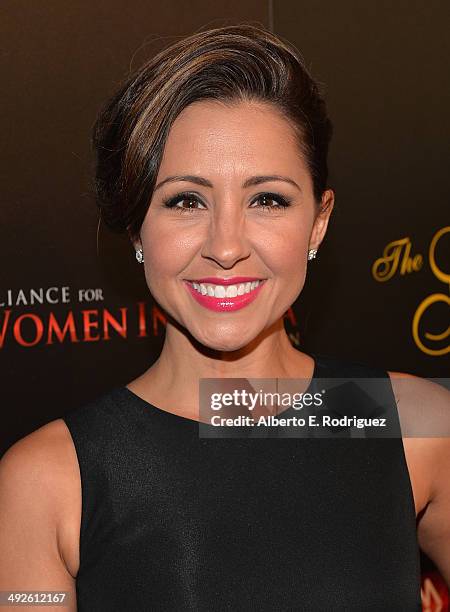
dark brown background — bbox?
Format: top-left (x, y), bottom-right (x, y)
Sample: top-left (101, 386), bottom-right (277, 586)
top-left (2, 0), bottom-right (449, 598)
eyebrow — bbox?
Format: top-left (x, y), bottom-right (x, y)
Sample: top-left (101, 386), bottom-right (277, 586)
top-left (153, 174), bottom-right (302, 193)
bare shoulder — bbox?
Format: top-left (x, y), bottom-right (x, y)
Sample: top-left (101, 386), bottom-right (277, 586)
top-left (387, 369), bottom-right (450, 439)
top-left (0, 418), bottom-right (80, 503)
top-left (0, 418), bottom-right (81, 584)
top-left (2, 417), bottom-right (76, 466)
top-left (387, 369), bottom-right (450, 482)
top-left (387, 369), bottom-right (450, 585)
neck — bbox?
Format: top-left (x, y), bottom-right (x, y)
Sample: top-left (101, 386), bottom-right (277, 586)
top-left (129, 317), bottom-right (314, 419)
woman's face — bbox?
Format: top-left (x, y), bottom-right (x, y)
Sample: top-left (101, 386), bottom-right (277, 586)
top-left (136, 99), bottom-right (334, 351)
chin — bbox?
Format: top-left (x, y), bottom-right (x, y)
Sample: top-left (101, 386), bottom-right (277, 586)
top-left (194, 326), bottom-right (257, 352)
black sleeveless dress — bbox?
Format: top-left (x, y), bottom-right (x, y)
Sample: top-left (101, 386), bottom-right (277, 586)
top-left (62, 353), bottom-right (422, 611)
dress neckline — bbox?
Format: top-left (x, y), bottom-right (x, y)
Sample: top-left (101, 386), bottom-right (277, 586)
top-left (119, 352), bottom-right (319, 426)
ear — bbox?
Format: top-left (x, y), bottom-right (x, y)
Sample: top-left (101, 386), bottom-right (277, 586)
top-left (127, 227), bottom-right (142, 251)
top-left (309, 189), bottom-right (335, 251)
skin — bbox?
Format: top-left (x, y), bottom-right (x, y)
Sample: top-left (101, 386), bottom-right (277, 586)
top-left (128, 99), bottom-right (334, 419)
top-left (0, 99), bottom-right (449, 605)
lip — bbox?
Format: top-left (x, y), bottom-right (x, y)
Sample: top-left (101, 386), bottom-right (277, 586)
top-left (185, 276), bottom-right (264, 286)
top-left (184, 279), bottom-right (267, 312)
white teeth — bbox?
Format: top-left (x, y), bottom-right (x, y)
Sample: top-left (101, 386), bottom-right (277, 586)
top-left (225, 285), bottom-right (238, 298)
top-left (190, 280), bottom-right (263, 298)
top-left (214, 285), bottom-right (226, 298)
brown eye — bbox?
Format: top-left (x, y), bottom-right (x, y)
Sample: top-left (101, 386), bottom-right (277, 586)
top-left (177, 197), bottom-right (199, 209)
top-left (258, 195), bottom-right (277, 207)
top-left (162, 192), bottom-right (207, 213)
top-left (250, 192), bottom-right (292, 210)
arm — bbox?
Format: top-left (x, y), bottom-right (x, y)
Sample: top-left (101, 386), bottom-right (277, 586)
top-left (0, 421), bottom-right (78, 611)
top-left (389, 371), bottom-right (450, 587)
top-left (415, 434), bottom-right (450, 587)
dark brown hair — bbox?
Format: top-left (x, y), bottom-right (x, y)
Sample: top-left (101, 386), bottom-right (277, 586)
top-left (93, 23), bottom-right (333, 241)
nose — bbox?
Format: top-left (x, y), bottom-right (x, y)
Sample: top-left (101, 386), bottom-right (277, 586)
top-left (200, 201), bottom-right (251, 269)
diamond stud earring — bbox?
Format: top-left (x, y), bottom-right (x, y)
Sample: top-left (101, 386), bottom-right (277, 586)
top-left (135, 248), bottom-right (144, 264)
top-left (308, 248), bottom-right (318, 260)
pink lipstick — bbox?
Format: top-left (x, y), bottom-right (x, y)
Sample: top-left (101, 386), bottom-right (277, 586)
top-left (184, 277), bottom-right (267, 312)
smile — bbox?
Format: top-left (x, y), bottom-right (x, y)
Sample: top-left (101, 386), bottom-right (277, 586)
top-left (184, 279), bottom-right (267, 312)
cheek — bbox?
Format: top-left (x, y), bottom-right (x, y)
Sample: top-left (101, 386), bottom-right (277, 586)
top-left (141, 216), bottom-right (199, 277)
top-left (255, 222), bottom-right (309, 274)
top-left (277, 237), bottom-right (306, 264)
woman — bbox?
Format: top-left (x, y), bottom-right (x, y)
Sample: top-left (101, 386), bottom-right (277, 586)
top-left (1, 23), bottom-right (449, 611)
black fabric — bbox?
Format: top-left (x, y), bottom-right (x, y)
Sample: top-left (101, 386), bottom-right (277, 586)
top-left (63, 353), bottom-right (422, 611)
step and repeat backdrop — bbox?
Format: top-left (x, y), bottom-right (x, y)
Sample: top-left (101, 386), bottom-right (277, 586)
top-left (2, 1), bottom-right (449, 608)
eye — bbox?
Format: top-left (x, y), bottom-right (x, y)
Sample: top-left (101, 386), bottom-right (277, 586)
top-left (250, 192), bottom-right (292, 211)
top-left (162, 192), bottom-right (206, 213)
top-left (162, 191), bottom-right (293, 213)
